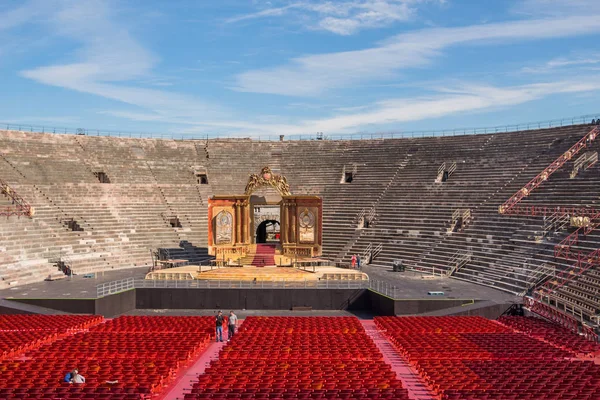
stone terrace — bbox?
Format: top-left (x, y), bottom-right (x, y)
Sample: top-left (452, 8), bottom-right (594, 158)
top-left (0, 125), bottom-right (598, 304)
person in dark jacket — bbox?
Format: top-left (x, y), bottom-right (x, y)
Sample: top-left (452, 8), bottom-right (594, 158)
top-left (215, 311), bottom-right (224, 342)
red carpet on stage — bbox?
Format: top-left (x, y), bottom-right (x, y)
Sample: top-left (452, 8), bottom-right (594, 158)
top-left (251, 244), bottom-right (276, 266)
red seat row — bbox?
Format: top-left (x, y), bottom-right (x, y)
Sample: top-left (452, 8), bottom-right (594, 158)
top-left (415, 359), bottom-right (600, 399)
top-left (375, 316), bottom-right (510, 334)
top-left (498, 315), bottom-right (600, 356)
top-left (0, 315), bottom-right (103, 332)
top-left (237, 317), bottom-right (363, 334)
top-left (375, 316), bottom-right (600, 400)
top-left (0, 315), bottom-right (215, 399)
top-left (387, 332), bottom-right (571, 360)
top-left (189, 316), bottom-right (410, 399)
top-left (0, 315), bottom-right (105, 361)
top-left (90, 315), bottom-right (217, 334)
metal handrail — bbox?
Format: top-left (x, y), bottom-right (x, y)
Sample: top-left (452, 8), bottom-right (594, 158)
top-left (2, 113), bottom-right (599, 142)
top-left (95, 277), bottom-right (412, 299)
top-left (0, 178), bottom-right (34, 217)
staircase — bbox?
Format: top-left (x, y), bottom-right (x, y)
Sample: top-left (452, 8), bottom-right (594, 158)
top-left (361, 320), bottom-right (434, 400)
top-left (269, 144), bottom-right (283, 176)
top-left (0, 178), bottom-right (33, 217)
top-left (537, 248), bottom-right (600, 299)
top-left (362, 242), bottom-right (383, 265)
top-left (434, 161), bottom-right (456, 183)
top-left (554, 210), bottom-right (600, 260)
top-left (520, 263), bottom-right (555, 295)
top-left (534, 212), bottom-right (600, 300)
top-left (447, 250), bottom-right (472, 277)
top-left (239, 244), bottom-right (278, 267)
top-left (543, 212), bottom-right (570, 237)
top-left (570, 151), bottom-right (598, 178)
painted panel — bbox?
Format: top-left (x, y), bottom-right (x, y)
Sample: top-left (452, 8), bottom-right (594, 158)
top-left (215, 210), bottom-right (233, 245)
top-left (298, 207), bottom-right (317, 244)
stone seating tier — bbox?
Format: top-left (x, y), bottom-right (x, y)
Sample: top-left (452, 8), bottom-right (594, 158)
top-left (0, 124), bottom-right (597, 308)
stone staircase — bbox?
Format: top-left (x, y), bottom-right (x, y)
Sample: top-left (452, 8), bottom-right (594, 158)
top-left (240, 244), bottom-right (278, 266)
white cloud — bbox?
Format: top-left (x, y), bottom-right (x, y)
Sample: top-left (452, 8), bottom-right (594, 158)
top-left (521, 55), bottom-right (600, 74)
top-left (234, 15), bottom-right (600, 96)
top-left (226, 1), bottom-right (441, 35)
top-left (264, 78), bottom-right (600, 135)
top-left (2, 116), bottom-right (81, 125)
top-left (0, 1), bottom-right (50, 31)
top-left (226, 4), bottom-right (300, 24)
top-left (8, 1), bottom-right (600, 139)
top-left (513, 0), bottom-right (600, 17)
top-left (19, 0), bottom-right (222, 120)
top-left (104, 77), bottom-right (600, 137)
top-left (293, 79), bottom-right (600, 134)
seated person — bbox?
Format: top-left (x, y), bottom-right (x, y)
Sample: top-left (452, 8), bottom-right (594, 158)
top-left (65, 369), bottom-right (85, 384)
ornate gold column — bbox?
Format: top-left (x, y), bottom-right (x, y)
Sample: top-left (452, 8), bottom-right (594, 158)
top-left (282, 201), bottom-right (289, 243)
top-left (243, 201), bottom-right (250, 244)
top-left (235, 202), bottom-right (242, 244)
top-left (290, 201), bottom-right (297, 243)
top-left (239, 202), bottom-right (245, 243)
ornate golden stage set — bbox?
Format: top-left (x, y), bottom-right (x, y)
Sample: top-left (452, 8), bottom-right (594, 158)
top-left (208, 167), bottom-right (323, 261)
top-left (145, 167), bottom-right (368, 281)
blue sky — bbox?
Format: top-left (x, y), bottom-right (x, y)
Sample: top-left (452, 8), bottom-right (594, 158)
top-left (1, 0), bottom-right (600, 138)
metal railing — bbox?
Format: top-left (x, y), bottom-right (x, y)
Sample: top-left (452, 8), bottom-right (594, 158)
top-left (2, 113), bottom-right (599, 142)
top-left (96, 277), bottom-right (135, 298)
top-left (368, 280), bottom-right (403, 299)
top-left (96, 277), bottom-right (409, 299)
top-left (0, 178), bottom-right (34, 217)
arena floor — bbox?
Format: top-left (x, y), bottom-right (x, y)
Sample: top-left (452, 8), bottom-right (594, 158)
top-left (361, 266), bottom-right (519, 302)
top-left (0, 267), bottom-right (146, 299)
top-left (0, 265), bottom-right (518, 303)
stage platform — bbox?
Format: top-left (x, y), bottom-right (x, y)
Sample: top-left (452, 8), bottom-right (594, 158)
top-left (362, 266), bottom-right (520, 303)
top-left (0, 265), bottom-right (517, 303)
top-left (144, 265), bottom-right (369, 282)
top-left (0, 267), bottom-right (147, 300)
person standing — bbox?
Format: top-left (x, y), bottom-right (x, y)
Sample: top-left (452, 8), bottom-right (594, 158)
top-left (215, 311), bottom-right (224, 342)
top-left (357, 254), bottom-right (361, 270)
top-left (351, 254), bottom-right (357, 269)
top-left (228, 311), bottom-right (238, 341)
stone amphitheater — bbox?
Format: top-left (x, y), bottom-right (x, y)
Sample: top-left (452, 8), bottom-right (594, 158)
top-left (0, 123), bottom-right (599, 323)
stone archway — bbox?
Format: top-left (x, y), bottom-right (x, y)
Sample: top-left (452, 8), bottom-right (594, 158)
top-left (253, 204), bottom-right (281, 244)
top-left (256, 219), bottom-right (280, 244)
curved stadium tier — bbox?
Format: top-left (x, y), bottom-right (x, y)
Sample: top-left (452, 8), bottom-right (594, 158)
top-left (0, 123), bottom-right (599, 323)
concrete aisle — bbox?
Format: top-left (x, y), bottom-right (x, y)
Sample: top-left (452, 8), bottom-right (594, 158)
top-left (361, 320), bottom-right (435, 400)
top-left (159, 339), bottom-right (226, 400)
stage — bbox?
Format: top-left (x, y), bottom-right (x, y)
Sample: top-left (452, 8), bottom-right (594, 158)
top-left (145, 265), bottom-right (369, 282)
top-left (0, 265), bottom-right (518, 318)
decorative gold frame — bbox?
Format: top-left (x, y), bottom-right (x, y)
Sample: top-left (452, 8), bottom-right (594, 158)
top-left (244, 166), bottom-right (291, 196)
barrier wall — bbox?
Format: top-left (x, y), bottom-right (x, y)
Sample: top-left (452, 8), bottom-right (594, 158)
top-left (135, 288), bottom-right (363, 310)
top-left (5, 288), bottom-right (504, 317)
top-left (10, 289), bottom-right (136, 317)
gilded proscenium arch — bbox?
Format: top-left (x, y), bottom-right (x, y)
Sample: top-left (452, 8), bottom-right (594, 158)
top-left (244, 166), bottom-right (292, 197)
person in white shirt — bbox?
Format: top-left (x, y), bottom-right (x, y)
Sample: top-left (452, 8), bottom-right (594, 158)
top-left (228, 311), bottom-right (238, 341)
top-left (71, 369), bottom-right (85, 384)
